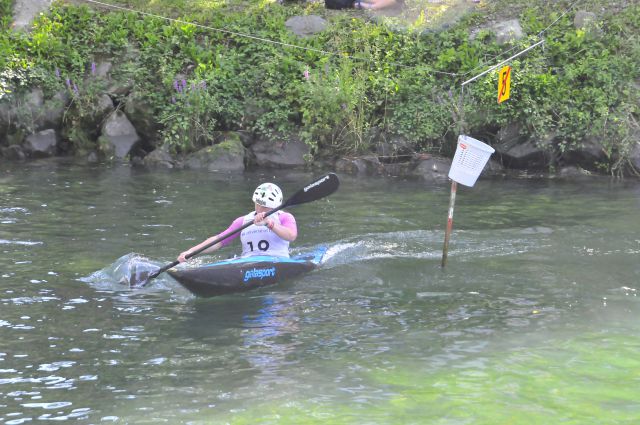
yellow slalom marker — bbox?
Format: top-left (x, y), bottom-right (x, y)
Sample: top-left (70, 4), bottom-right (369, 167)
top-left (497, 65), bottom-right (512, 103)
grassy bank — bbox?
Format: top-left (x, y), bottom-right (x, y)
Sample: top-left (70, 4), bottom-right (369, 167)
top-left (1, 0), bottom-right (639, 173)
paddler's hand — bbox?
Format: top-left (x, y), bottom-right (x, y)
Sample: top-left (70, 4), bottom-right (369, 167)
top-left (254, 212), bottom-right (272, 227)
top-left (177, 251), bottom-right (191, 263)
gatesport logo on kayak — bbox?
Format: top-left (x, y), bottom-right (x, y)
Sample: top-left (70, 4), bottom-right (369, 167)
top-left (243, 267), bottom-right (276, 282)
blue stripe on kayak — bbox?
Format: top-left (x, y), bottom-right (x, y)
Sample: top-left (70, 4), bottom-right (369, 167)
top-left (199, 246), bottom-right (327, 269)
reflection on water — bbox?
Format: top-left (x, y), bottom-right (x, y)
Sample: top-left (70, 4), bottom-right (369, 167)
top-left (0, 159), bottom-right (639, 423)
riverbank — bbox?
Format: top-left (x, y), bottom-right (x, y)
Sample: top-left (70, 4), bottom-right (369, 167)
top-left (0, 154), bottom-right (612, 190)
top-left (1, 0), bottom-right (639, 177)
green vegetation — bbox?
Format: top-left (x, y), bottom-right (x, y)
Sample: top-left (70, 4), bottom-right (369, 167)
top-left (0, 0), bottom-right (12, 30)
top-left (1, 0), bottom-right (639, 174)
top-left (0, 0), bottom-right (14, 75)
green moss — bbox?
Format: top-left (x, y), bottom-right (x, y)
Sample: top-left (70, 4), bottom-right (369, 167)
top-left (216, 134), bottom-right (245, 155)
top-left (200, 141), bottom-right (243, 158)
top-left (97, 135), bottom-right (115, 160)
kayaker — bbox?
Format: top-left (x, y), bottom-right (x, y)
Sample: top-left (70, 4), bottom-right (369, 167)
top-left (177, 183), bottom-right (297, 262)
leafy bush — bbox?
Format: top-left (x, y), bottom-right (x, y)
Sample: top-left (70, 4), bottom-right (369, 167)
top-left (386, 67), bottom-right (455, 152)
top-left (300, 59), bottom-right (376, 155)
top-left (1, 0), bottom-right (638, 174)
top-left (465, 5), bottom-right (640, 174)
top-left (0, 0), bottom-right (12, 31)
top-left (158, 78), bottom-right (221, 153)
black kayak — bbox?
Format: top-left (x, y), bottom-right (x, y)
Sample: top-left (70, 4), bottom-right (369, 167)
top-left (167, 247), bottom-right (328, 297)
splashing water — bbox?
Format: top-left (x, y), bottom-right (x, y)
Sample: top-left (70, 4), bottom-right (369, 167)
top-left (320, 227), bottom-right (552, 268)
top-left (79, 253), bottom-right (164, 289)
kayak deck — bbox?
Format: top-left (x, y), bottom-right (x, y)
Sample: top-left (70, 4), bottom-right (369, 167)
top-left (167, 247), bottom-right (327, 297)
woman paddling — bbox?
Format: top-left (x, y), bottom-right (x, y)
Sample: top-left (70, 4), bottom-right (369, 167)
top-left (177, 183), bottom-right (297, 262)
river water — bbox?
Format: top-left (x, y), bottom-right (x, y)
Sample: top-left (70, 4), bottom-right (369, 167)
top-left (1, 159), bottom-right (639, 424)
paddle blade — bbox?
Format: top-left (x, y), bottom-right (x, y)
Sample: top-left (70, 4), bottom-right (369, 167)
top-left (284, 173), bottom-right (340, 208)
top-left (135, 260), bottom-right (179, 288)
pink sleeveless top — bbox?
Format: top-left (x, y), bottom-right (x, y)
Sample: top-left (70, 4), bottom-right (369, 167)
top-left (217, 211), bottom-right (297, 258)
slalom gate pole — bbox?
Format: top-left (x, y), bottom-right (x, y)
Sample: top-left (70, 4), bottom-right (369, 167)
top-left (441, 180), bottom-right (457, 268)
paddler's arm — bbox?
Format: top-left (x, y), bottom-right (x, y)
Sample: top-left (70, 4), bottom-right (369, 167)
top-left (177, 237), bottom-right (223, 263)
top-left (254, 212), bottom-right (297, 242)
top-left (177, 217), bottom-right (244, 263)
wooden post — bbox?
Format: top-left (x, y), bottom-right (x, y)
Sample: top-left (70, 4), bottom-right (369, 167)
top-left (441, 180), bottom-right (457, 268)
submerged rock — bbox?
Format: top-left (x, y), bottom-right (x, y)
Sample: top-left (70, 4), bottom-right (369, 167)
top-left (23, 129), bottom-right (58, 158)
top-left (99, 111), bottom-right (141, 159)
top-left (412, 155), bottom-right (451, 182)
top-left (125, 92), bottom-right (161, 146)
top-left (184, 135), bottom-right (245, 172)
top-left (630, 142), bottom-right (640, 173)
top-left (335, 156), bottom-right (384, 175)
top-left (251, 137), bottom-right (310, 169)
top-left (143, 148), bottom-right (175, 169)
top-left (1, 145), bottom-right (27, 160)
top-left (563, 136), bottom-right (607, 170)
top-left (498, 138), bottom-right (549, 169)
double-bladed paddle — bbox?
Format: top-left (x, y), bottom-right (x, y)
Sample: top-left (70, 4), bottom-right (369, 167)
top-left (134, 172), bottom-right (340, 287)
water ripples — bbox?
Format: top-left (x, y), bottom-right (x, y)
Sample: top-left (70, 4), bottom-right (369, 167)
top-left (2, 164), bottom-right (640, 423)
top-left (0, 239), bottom-right (43, 246)
top-left (321, 227), bottom-right (553, 269)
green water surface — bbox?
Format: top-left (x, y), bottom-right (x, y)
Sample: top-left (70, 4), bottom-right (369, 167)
top-left (0, 159), bottom-right (639, 424)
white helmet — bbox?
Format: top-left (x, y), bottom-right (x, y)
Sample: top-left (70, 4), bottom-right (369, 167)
top-left (252, 183), bottom-right (283, 209)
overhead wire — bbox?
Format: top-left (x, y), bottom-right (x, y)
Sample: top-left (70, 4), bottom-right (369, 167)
top-left (78, 0), bottom-right (585, 84)
top-left (80, 0), bottom-right (458, 76)
top-left (458, 0), bottom-right (585, 80)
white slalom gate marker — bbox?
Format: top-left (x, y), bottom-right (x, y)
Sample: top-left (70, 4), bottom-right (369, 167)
top-left (441, 135), bottom-right (495, 267)
top-left (449, 135), bottom-right (496, 187)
